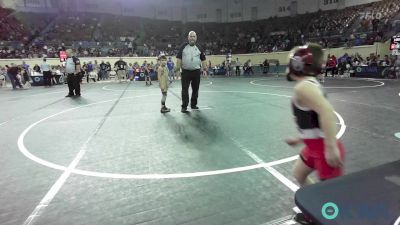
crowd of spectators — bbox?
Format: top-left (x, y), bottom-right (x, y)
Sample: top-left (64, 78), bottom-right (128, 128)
top-left (0, 7), bottom-right (30, 42)
top-left (1, 0), bottom-right (400, 59)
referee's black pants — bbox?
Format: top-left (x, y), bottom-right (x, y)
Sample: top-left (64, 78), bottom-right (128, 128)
top-left (67, 73), bottom-right (81, 96)
top-left (181, 69), bottom-right (201, 108)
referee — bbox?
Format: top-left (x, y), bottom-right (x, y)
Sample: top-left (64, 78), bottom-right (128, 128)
top-left (65, 49), bottom-right (82, 97)
top-left (176, 31), bottom-right (207, 113)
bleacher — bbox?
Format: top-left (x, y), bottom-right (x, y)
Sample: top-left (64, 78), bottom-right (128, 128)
top-left (1, 0), bottom-right (400, 59)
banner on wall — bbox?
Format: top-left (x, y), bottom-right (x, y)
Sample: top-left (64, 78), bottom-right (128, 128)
top-left (351, 66), bottom-right (388, 78)
top-left (30, 73), bottom-right (64, 86)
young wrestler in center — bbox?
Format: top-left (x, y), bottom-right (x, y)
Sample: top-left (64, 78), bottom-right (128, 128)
top-left (157, 55), bottom-right (171, 113)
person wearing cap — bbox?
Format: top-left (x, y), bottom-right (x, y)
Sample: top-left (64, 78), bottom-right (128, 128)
top-left (284, 43), bottom-right (346, 224)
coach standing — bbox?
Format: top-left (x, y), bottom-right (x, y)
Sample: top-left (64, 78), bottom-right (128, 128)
top-left (41, 58), bottom-right (52, 87)
top-left (65, 49), bottom-right (82, 97)
top-left (114, 57), bottom-right (127, 82)
top-left (176, 31), bottom-right (207, 113)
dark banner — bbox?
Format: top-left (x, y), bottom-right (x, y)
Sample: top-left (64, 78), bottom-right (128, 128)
top-left (31, 74), bottom-right (64, 86)
top-left (209, 65), bottom-right (286, 76)
top-left (351, 66), bottom-right (390, 78)
top-left (136, 72), bottom-right (157, 81)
